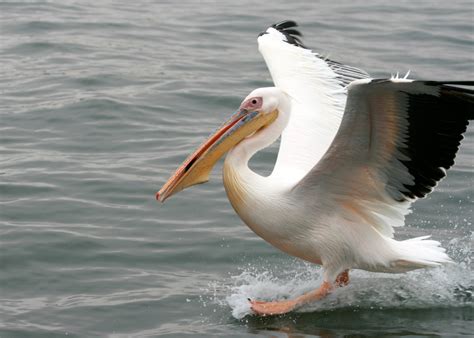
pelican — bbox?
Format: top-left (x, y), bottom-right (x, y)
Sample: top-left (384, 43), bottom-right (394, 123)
top-left (157, 21), bottom-right (474, 316)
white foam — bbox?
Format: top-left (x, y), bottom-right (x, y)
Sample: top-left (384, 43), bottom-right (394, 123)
top-left (225, 265), bottom-right (322, 319)
top-left (209, 234), bottom-right (473, 319)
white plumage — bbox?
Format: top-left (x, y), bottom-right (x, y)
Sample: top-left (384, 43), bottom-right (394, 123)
top-left (158, 20), bottom-right (473, 315)
top-left (259, 27), bottom-right (355, 184)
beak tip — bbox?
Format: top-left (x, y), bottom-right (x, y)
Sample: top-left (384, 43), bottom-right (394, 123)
top-left (155, 191), bottom-right (165, 203)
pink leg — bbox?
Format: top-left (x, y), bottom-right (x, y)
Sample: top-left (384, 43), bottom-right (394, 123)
top-left (250, 270), bottom-right (350, 316)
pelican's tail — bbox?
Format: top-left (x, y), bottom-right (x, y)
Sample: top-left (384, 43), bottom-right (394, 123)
top-left (387, 236), bottom-right (453, 272)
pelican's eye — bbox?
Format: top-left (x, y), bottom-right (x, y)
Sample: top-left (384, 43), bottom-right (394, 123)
top-left (242, 97), bottom-right (263, 111)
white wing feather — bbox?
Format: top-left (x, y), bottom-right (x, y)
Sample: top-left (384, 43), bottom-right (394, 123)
top-left (258, 24), bottom-right (369, 185)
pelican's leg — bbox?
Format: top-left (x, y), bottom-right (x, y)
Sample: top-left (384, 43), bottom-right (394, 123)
top-left (250, 270), bottom-right (349, 316)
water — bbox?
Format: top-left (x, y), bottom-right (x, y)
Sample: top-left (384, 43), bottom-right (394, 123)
top-left (1, 1), bottom-right (473, 336)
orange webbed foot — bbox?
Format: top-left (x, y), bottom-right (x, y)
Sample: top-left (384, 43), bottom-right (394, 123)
top-left (249, 298), bottom-right (297, 316)
top-left (248, 271), bottom-right (350, 316)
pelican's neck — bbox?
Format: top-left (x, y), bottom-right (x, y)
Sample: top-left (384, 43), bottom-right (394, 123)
top-left (223, 107), bottom-right (289, 211)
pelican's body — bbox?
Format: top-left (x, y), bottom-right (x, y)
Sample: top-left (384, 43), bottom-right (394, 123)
top-left (158, 21), bottom-right (474, 315)
top-left (220, 88), bottom-right (446, 281)
top-left (224, 157), bottom-right (324, 265)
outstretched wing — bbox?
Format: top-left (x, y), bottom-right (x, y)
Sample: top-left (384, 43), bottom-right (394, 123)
top-left (294, 79), bottom-right (474, 237)
top-left (258, 20), bottom-right (370, 185)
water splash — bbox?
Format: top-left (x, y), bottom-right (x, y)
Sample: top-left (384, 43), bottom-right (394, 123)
top-left (216, 234), bottom-right (473, 319)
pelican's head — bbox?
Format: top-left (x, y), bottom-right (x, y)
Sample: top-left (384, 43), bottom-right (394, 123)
top-left (157, 87), bottom-right (286, 202)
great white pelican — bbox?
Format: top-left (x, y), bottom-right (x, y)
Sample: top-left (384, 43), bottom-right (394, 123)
top-left (157, 21), bottom-right (473, 316)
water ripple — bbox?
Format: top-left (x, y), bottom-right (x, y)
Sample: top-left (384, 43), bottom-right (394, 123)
top-left (0, 0), bottom-right (472, 337)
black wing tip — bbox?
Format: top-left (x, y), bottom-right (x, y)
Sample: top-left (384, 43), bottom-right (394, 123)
top-left (272, 20), bottom-right (299, 30)
top-left (262, 20), bottom-right (307, 48)
top-left (396, 82), bottom-right (473, 201)
top-left (419, 81), bottom-right (474, 120)
top-left (422, 80), bottom-right (474, 87)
